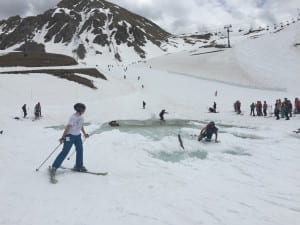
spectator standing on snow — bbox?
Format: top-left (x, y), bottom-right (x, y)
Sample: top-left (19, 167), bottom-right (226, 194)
top-left (280, 99), bottom-right (285, 118)
top-left (263, 101), bottom-right (268, 116)
top-left (34, 102), bottom-right (42, 119)
top-left (274, 100), bottom-right (280, 120)
top-left (250, 102), bottom-right (256, 116)
top-left (143, 101), bottom-right (146, 109)
top-left (295, 98), bottom-right (300, 114)
top-left (49, 103), bottom-right (90, 176)
top-left (235, 101), bottom-right (241, 114)
top-left (256, 101), bottom-right (263, 116)
top-left (22, 104), bottom-right (27, 118)
top-left (287, 100), bottom-right (293, 117)
top-left (283, 99), bottom-right (290, 120)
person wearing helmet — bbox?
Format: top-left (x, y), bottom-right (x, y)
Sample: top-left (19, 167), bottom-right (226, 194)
top-left (198, 121), bottom-right (218, 142)
top-left (49, 103), bottom-right (90, 175)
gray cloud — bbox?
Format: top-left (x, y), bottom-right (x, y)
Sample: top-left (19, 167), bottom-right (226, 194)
top-left (0, 0), bottom-right (299, 34)
top-left (0, 0), bottom-right (30, 19)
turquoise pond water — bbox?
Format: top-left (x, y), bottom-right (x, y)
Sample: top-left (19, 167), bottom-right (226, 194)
top-left (46, 119), bottom-right (255, 162)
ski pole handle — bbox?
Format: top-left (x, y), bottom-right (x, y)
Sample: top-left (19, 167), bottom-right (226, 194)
top-left (35, 143), bottom-right (62, 172)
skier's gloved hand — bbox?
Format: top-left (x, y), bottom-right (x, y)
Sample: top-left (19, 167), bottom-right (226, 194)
top-left (84, 133), bottom-right (90, 138)
top-left (59, 137), bottom-right (66, 144)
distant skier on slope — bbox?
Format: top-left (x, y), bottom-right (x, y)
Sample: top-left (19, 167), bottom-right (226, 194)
top-left (209, 102), bottom-right (217, 113)
top-left (49, 103), bottom-right (90, 177)
top-left (294, 98), bottom-right (300, 114)
top-left (143, 101), bottom-right (146, 109)
top-left (235, 100), bottom-right (241, 114)
top-left (274, 100), bottom-right (280, 120)
top-left (287, 99), bottom-right (293, 117)
top-left (198, 121), bottom-right (218, 142)
top-left (34, 102), bottom-right (42, 119)
top-left (250, 102), bottom-right (256, 116)
top-left (263, 101), bottom-right (268, 116)
top-left (256, 101), bottom-right (263, 116)
top-left (22, 104), bottom-right (27, 118)
top-left (283, 98), bottom-right (290, 120)
top-left (159, 109), bottom-right (168, 121)
top-left (213, 102), bottom-right (217, 112)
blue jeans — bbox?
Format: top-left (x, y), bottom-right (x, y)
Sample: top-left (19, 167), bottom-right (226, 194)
top-left (52, 134), bottom-right (83, 169)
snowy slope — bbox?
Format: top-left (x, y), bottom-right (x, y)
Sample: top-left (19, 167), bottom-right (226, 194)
top-left (0, 62), bottom-right (300, 225)
top-left (148, 22), bottom-right (300, 94)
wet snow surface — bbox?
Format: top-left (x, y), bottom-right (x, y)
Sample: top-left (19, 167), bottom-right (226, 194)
top-left (1, 23), bottom-right (300, 225)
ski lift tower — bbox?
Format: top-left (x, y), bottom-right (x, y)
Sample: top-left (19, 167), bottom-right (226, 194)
top-left (224, 24), bottom-right (232, 48)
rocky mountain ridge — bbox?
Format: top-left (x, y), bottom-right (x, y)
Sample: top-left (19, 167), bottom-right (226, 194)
top-left (0, 0), bottom-right (170, 62)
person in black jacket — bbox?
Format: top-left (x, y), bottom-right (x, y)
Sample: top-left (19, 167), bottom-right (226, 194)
top-left (198, 121), bottom-right (218, 142)
top-left (159, 109), bottom-right (168, 121)
top-left (22, 104), bottom-right (27, 118)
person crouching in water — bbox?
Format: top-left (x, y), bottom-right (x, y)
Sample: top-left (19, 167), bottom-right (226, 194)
top-left (49, 103), bottom-right (90, 175)
top-left (198, 121), bottom-right (218, 142)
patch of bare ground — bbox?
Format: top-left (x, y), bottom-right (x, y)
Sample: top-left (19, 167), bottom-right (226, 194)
top-left (0, 52), bottom-right (77, 67)
top-left (0, 68), bottom-right (107, 89)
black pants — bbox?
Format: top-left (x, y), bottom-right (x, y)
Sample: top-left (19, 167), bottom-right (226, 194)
top-left (285, 112), bottom-right (290, 120)
top-left (263, 109), bottom-right (267, 116)
top-left (275, 111), bottom-right (280, 120)
top-left (250, 109), bottom-right (255, 116)
top-left (23, 110), bottom-right (27, 118)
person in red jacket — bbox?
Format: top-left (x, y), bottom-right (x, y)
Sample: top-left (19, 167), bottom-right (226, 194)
top-left (295, 98), bottom-right (300, 114)
top-left (235, 101), bottom-right (241, 114)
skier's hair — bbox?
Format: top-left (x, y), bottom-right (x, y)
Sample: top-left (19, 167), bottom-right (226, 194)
top-left (74, 103), bottom-right (86, 113)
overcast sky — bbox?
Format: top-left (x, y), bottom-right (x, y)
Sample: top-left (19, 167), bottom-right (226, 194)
top-left (0, 0), bottom-right (299, 33)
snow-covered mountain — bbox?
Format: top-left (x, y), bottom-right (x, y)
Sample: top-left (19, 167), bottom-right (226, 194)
top-left (0, 0), bottom-right (170, 62)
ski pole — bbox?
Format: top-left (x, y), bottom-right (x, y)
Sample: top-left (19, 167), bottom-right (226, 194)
top-left (35, 143), bottom-right (62, 171)
top-left (178, 134), bottom-right (185, 150)
top-left (67, 149), bottom-right (76, 160)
